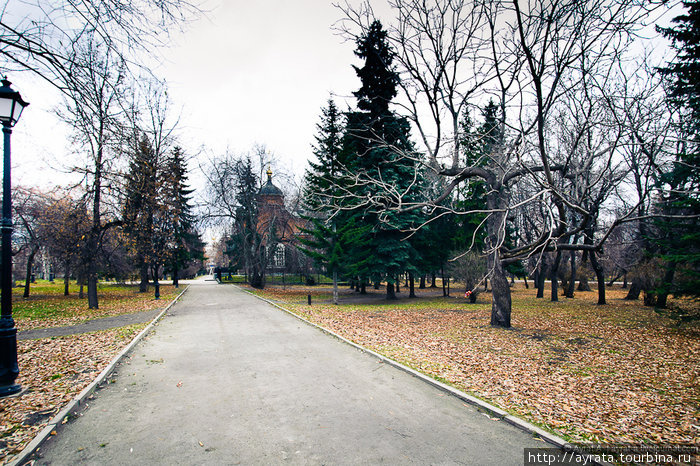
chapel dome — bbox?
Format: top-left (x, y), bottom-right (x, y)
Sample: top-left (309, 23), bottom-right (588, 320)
top-left (258, 168), bottom-right (284, 197)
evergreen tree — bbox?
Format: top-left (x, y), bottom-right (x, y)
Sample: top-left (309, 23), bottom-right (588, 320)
top-left (301, 99), bottom-right (353, 303)
top-left (123, 134), bottom-right (157, 292)
top-left (453, 106), bottom-right (488, 251)
top-left (164, 146), bottom-right (204, 287)
top-left (654, 1), bottom-right (700, 302)
top-left (346, 20), bottom-right (424, 299)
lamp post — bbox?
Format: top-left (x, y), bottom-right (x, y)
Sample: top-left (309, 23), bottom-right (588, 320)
top-left (0, 77), bottom-right (28, 398)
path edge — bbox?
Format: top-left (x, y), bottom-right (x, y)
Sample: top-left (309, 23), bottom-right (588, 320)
top-left (8, 285), bottom-right (191, 466)
top-left (240, 286), bottom-right (574, 450)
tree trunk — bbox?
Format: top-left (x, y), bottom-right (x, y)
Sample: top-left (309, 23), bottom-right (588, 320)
top-left (565, 250), bottom-right (576, 298)
top-left (138, 259), bottom-right (149, 292)
top-left (589, 251), bottom-right (606, 305)
top-left (153, 265), bottom-right (160, 300)
top-left (487, 183), bottom-right (512, 328)
top-left (578, 274), bottom-right (591, 291)
top-left (622, 273), bottom-right (628, 289)
top-left (419, 275), bottom-right (426, 289)
top-left (536, 259), bottom-right (546, 298)
top-left (430, 272), bottom-right (437, 288)
top-left (332, 270), bottom-right (338, 305)
top-left (490, 259), bottom-right (512, 327)
top-left (550, 250), bottom-right (562, 302)
top-left (442, 266), bottom-right (446, 297)
top-left (87, 272), bottom-right (99, 309)
top-left (655, 262), bottom-right (676, 309)
top-left (23, 245), bottom-right (39, 298)
top-left (64, 260), bottom-right (70, 296)
top-left (625, 278), bottom-right (642, 300)
top-left (409, 272), bottom-right (416, 298)
top-left (172, 263), bottom-right (179, 288)
top-left (395, 275), bottom-right (400, 293)
top-left (523, 275), bottom-right (529, 289)
top-left (386, 281), bottom-right (397, 300)
top-left (360, 281), bottom-right (366, 294)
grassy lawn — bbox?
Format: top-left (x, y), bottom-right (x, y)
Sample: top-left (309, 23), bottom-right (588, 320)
top-left (0, 281), bottom-right (183, 464)
top-left (9, 281), bottom-right (180, 331)
top-left (245, 282), bottom-right (699, 445)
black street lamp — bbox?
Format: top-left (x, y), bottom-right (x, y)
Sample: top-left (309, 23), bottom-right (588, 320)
top-left (0, 77), bottom-right (28, 398)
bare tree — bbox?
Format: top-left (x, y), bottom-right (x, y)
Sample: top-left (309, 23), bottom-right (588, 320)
top-left (333, 0), bottom-right (664, 327)
top-left (0, 0), bottom-right (199, 92)
top-left (57, 32), bottom-right (127, 308)
top-left (202, 146), bottom-right (287, 288)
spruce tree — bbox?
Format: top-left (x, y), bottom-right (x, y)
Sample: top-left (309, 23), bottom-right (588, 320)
top-left (346, 20), bottom-right (423, 299)
top-left (164, 146), bottom-right (204, 287)
top-left (123, 134), bottom-right (157, 292)
top-left (301, 99), bottom-right (349, 303)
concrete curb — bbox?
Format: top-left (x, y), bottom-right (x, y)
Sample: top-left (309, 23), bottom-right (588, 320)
top-left (8, 285), bottom-right (191, 466)
top-left (240, 287), bottom-right (571, 450)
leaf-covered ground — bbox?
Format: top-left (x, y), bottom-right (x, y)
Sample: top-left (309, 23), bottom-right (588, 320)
top-left (13, 283), bottom-right (179, 331)
top-left (248, 283), bottom-right (699, 445)
top-left (0, 282), bottom-right (180, 464)
top-left (0, 325), bottom-right (146, 464)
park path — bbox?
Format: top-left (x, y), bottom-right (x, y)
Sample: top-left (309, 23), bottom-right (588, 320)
top-left (17, 309), bottom-right (164, 340)
top-left (32, 279), bottom-right (544, 465)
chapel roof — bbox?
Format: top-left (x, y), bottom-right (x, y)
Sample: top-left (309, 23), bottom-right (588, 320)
top-left (258, 168), bottom-right (284, 197)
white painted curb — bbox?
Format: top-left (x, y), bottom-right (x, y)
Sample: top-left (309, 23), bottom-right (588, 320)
top-left (239, 286), bottom-right (574, 450)
top-left (8, 285), bottom-right (190, 466)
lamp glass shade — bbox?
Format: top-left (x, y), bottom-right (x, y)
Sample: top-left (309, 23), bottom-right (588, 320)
top-left (0, 97), bottom-right (14, 123)
top-left (0, 78), bottom-right (29, 126)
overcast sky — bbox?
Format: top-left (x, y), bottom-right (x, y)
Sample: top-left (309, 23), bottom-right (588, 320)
top-left (10, 0), bottom-right (391, 191)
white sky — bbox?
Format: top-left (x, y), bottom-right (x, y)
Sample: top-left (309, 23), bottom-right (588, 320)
top-left (10, 0), bottom-right (392, 192)
top-left (7, 0), bottom-right (677, 198)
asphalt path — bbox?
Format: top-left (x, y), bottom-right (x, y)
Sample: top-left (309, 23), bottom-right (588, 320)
top-left (17, 309), bottom-right (164, 340)
top-left (32, 279), bottom-right (545, 465)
